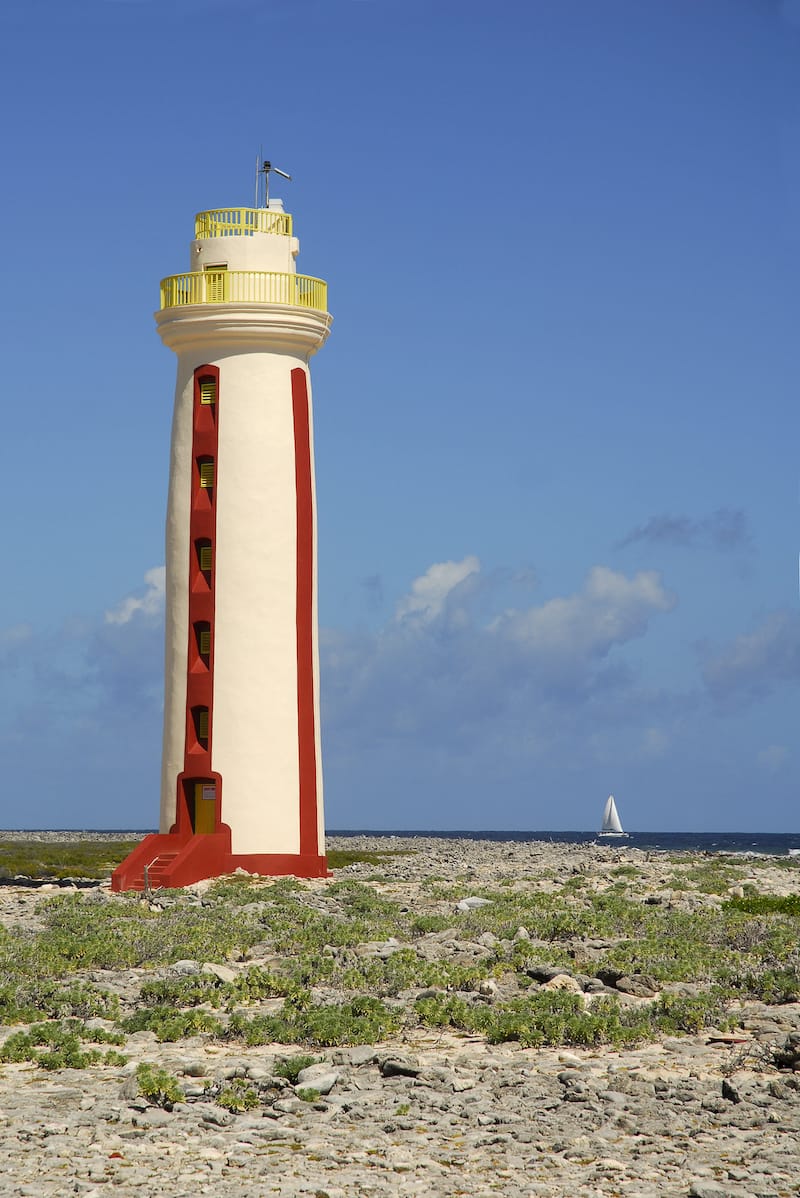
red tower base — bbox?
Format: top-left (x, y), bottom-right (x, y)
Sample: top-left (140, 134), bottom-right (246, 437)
top-left (110, 828), bottom-right (328, 892)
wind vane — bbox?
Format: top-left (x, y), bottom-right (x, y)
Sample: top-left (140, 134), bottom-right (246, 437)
top-left (255, 155), bottom-right (292, 208)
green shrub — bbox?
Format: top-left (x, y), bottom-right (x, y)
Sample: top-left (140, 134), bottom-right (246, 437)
top-left (415, 987), bottom-right (731, 1049)
top-left (727, 966), bottom-right (800, 1004)
top-left (0, 1020), bottom-right (126, 1070)
top-left (139, 975), bottom-right (226, 1009)
top-left (414, 993), bottom-right (482, 1034)
top-left (327, 849), bottom-right (410, 869)
top-left (683, 862), bottom-right (745, 895)
top-left (216, 1078), bottom-right (259, 1112)
top-left (274, 1053), bottom-right (319, 1083)
top-left (0, 839), bottom-right (141, 880)
top-left (232, 965), bottom-right (297, 1002)
top-left (650, 990), bottom-right (734, 1034)
top-left (410, 915), bottom-right (454, 936)
top-left (135, 1062), bottom-right (183, 1108)
top-left (0, 979), bottom-right (119, 1025)
top-left (21, 892), bottom-right (266, 971)
top-left (121, 1006), bottom-right (223, 1042)
top-left (726, 894), bottom-right (800, 917)
top-left (227, 994), bottom-right (402, 1047)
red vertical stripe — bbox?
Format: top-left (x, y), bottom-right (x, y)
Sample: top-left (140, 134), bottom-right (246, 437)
top-left (291, 368), bottom-right (319, 856)
top-left (179, 365), bottom-right (220, 831)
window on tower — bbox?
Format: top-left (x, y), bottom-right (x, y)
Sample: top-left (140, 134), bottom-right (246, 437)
top-left (195, 375), bottom-right (218, 433)
top-left (194, 539), bottom-right (212, 590)
top-left (198, 458), bottom-right (215, 489)
top-left (204, 266), bottom-right (228, 303)
top-left (191, 706), bottom-right (210, 750)
top-left (192, 621), bottom-right (211, 669)
top-left (199, 377), bottom-right (217, 406)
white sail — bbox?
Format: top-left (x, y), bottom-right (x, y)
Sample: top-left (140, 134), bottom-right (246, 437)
top-left (601, 795), bottom-right (624, 835)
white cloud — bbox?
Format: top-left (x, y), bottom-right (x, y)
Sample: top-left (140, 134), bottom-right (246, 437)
top-left (320, 558), bottom-right (689, 828)
top-left (105, 567), bottom-right (166, 626)
top-left (492, 566), bottom-right (675, 659)
top-left (395, 556), bottom-right (480, 624)
top-left (323, 561), bottom-right (680, 761)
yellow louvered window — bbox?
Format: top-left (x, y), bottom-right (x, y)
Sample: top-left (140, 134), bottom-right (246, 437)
top-left (197, 709), bottom-right (209, 742)
top-left (199, 630), bottom-right (211, 656)
top-left (199, 378), bottom-right (217, 405)
top-left (199, 460), bottom-right (215, 489)
top-left (199, 545), bottom-right (212, 572)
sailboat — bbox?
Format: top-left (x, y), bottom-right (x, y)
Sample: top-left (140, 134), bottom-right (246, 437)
top-left (598, 794), bottom-right (628, 839)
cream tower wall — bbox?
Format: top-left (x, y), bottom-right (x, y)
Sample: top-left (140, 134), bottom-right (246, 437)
top-left (156, 208), bottom-right (330, 859)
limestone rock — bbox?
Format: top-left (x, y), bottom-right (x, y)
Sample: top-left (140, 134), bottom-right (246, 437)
top-left (201, 962), bottom-right (237, 983)
top-left (456, 896), bottom-right (493, 912)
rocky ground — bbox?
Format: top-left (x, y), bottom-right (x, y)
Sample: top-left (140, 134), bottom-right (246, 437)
top-left (0, 835), bottom-right (799, 1197)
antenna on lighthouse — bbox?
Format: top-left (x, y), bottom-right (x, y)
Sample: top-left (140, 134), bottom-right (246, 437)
top-left (256, 158), bottom-right (292, 208)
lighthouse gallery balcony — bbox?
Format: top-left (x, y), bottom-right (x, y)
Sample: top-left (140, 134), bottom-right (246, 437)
top-left (160, 207), bottom-right (327, 313)
top-left (160, 271), bottom-right (327, 313)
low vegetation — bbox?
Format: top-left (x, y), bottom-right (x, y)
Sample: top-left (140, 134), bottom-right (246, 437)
top-left (0, 1020), bottom-right (126, 1070)
top-left (135, 1062), bottom-right (184, 1108)
top-left (0, 843), bottom-right (797, 1110)
top-left (0, 840), bottom-right (406, 882)
top-left (0, 839), bottom-right (140, 881)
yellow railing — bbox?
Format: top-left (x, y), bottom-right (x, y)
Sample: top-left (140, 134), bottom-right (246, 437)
top-left (194, 208), bottom-right (293, 238)
top-left (160, 270), bottom-right (327, 312)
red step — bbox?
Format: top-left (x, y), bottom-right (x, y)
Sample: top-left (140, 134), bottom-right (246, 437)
top-left (128, 852), bottom-right (180, 893)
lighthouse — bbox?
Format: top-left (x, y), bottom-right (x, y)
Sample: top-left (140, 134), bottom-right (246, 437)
top-left (113, 168), bottom-right (331, 891)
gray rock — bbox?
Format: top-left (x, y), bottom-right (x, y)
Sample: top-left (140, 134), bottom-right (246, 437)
top-left (767, 1078), bottom-right (792, 1099)
top-left (132, 1107), bottom-right (173, 1127)
top-left (379, 1055), bottom-right (420, 1078)
top-left (119, 1075), bottom-right (140, 1100)
top-left (295, 1066), bottom-right (340, 1095)
top-left (273, 1097), bottom-right (304, 1114)
top-left (415, 986), bottom-right (446, 1000)
top-left (526, 965), bottom-right (571, 983)
top-left (193, 1103), bottom-right (234, 1126)
top-left (201, 961), bottom-right (237, 983)
top-left (171, 959), bottom-right (201, 975)
top-left (456, 896), bottom-right (492, 911)
top-left (615, 973), bottom-right (659, 997)
top-left (178, 1060), bottom-right (208, 1078)
top-left (700, 1095), bottom-right (728, 1113)
top-left (332, 1045), bottom-right (377, 1067)
top-left (245, 1065), bottom-right (275, 1083)
top-left (773, 1031), bottom-right (800, 1070)
top-left (356, 937), bottom-right (402, 958)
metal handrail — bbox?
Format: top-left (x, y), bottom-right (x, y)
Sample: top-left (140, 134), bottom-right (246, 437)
top-left (195, 208), bottom-right (293, 238)
top-left (143, 857), bottom-right (159, 899)
top-left (160, 270), bottom-right (327, 313)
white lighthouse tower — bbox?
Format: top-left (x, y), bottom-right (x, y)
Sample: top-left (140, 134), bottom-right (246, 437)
top-left (113, 167), bottom-right (331, 890)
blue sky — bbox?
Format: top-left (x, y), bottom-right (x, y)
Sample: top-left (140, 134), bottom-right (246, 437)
top-left (1, 0), bottom-right (799, 831)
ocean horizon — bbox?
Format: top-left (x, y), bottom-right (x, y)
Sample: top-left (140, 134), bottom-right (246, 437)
top-left (3, 829), bottom-right (800, 855)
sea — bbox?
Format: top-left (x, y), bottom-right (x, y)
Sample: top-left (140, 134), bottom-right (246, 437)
top-left (329, 830), bottom-right (800, 856)
top-left (5, 830), bottom-right (800, 856)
